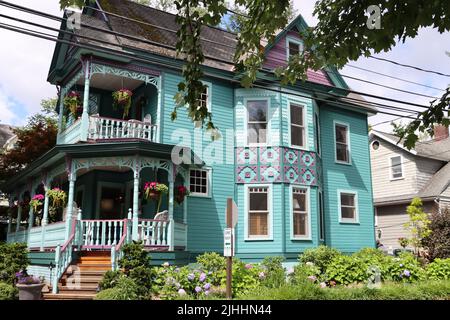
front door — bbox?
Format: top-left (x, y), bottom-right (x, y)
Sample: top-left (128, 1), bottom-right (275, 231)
top-left (97, 183), bottom-right (125, 219)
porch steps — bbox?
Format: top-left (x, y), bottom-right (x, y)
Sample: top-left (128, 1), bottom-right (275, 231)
top-left (43, 251), bottom-right (111, 300)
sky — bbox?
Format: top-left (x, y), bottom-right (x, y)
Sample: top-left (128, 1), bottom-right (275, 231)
top-left (0, 0), bottom-right (449, 133)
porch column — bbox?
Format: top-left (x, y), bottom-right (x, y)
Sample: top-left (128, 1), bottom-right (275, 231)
top-left (15, 200), bottom-right (22, 233)
top-left (65, 172), bottom-right (76, 241)
top-left (79, 59), bottom-right (91, 142)
top-left (28, 190), bottom-right (35, 232)
top-left (168, 166), bottom-right (175, 251)
top-left (132, 170), bottom-right (140, 241)
top-left (40, 185), bottom-right (50, 251)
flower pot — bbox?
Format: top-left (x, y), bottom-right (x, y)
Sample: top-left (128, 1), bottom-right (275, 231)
top-left (16, 283), bottom-right (45, 300)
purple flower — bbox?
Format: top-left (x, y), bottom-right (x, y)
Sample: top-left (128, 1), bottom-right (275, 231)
top-left (259, 272), bottom-right (266, 280)
top-left (403, 270), bottom-right (411, 277)
top-left (199, 272), bottom-right (206, 282)
top-left (307, 275), bottom-right (317, 282)
top-left (178, 288), bottom-right (186, 296)
top-left (287, 268), bottom-right (294, 275)
top-left (187, 273), bottom-right (195, 281)
top-left (203, 283), bottom-right (211, 290)
top-left (205, 290), bottom-right (210, 296)
top-left (162, 262), bottom-right (170, 267)
top-left (245, 264), bottom-right (253, 269)
top-left (195, 286), bottom-right (202, 293)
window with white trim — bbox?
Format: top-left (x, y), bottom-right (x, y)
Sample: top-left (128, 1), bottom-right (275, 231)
top-left (287, 38), bottom-right (303, 59)
top-left (335, 123), bottom-right (350, 163)
top-left (339, 192), bottom-right (358, 222)
top-left (292, 188), bottom-right (309, 238)
top-left (390, 156), bottom-right (403, 179)
top-left (290, 103), bottom-right (305, 148)
top-left (198, 85), bottom-right (209, 111)
top-left (189, 169), bottom-right (209, 196)
top-left (248, 187), bottom-right (269, 238)
top-left (247, 100), bottom-right (268, 145)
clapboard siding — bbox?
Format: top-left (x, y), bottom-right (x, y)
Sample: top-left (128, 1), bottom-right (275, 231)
top-left (320, 105), bottom-right (375, 252)
top-left (162, 71), bottom-right (234, 253)
top-left (376, 201), bottom-right (436, 249)
top-left (370, 137), bottom-right (418, 199)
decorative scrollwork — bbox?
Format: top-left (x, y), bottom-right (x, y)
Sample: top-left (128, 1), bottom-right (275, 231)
top-left (91, 64), bottom-right (159, 88)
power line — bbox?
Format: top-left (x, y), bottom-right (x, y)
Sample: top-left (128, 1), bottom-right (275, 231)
top-left (0, 20), bottom-right (420, 122)
top-left (347, 65), bottom-right (447, 92)
top-left (369, 56), bottom-right (450, 78)
top-left (0, 0), bottom-right (440, 112)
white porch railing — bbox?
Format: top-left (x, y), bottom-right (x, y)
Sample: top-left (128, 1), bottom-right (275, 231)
top-left (88, 116), bottom-right (157, 142)
top-left (79, 219), bottom-right (127, 249)
top-left (58, 118), bottom-right (82, 144)
top-left (137, 219), bottom-right (170, 246)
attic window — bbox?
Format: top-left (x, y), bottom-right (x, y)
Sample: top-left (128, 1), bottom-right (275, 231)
top-left (287, 38), bottom-right (303, 59)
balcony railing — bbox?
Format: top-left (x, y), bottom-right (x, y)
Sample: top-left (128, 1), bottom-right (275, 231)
top-left (88, 116), bottom-right (157, 142)
top-left (57, 115), bottom-right (157, 144)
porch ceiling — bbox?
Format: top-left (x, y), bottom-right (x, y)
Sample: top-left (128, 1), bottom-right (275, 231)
top-left (77, 73), bottom-right (143, 91)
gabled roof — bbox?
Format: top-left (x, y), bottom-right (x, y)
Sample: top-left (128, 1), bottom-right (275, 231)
top-left (370, 130), bottom-right (450, 161)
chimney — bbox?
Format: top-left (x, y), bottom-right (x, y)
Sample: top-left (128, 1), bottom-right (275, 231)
top-left (434, 124), bottom-right (449, 141)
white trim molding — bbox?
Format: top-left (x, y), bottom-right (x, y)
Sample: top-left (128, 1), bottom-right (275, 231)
top-left (188, 167), bottom-right (212, 198)
top-left (244, 97), bottom-right (271, 147)
top-left (389, 154), bottom-right (404, 180)
top-left (244, 184), bottom-right (273, 241)
top-left (333, 120), bottom-right (352, 165)
top-left (289, 185), bottom-right (312, 241)
top-left (337, 189), bottom-right (360, 224)
top-left (288, 100), bottom-right (308, 150)
top-left (286, 36), bottom-right (304, 60)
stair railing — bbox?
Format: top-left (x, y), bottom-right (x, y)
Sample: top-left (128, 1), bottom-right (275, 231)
top-left (111, 210), bottom-right (132, 271)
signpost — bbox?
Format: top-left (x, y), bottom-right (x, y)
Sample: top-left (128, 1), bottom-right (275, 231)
top-left (225, 198), bottom-right (237, 299)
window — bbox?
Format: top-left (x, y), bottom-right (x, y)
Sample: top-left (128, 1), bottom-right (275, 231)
top-left (390, 155), bottom-right (403, 179)
top-left (335, 123), bottom-right (350, 163)
top-left (189, 169), bottom-right (210, 196)
top-left (292, 188), bottom-right (309, 238)
top-left (248, 187), bottom-right (270, 238)
top-left (247, 100), bottom-right (268, 145)
top-left (314, 112), bottom-right (321, 155)
top-left (371, 140), bottom-right (380, 150)
top-left (339, 192), bottom-right (358, 223)
top-left (318, 190), bottom-right (325, 241)
top-left (198, 85), bottom-right (209, 111)
top-left (287, 38), bottom-right (303, 59)
top-left (290, 103), bottom-right (305, 148)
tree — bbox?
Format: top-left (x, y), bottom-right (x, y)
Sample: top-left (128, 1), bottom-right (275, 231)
top-left (0, 99), bottom-right (58, 183)
top-left (403, 197), bottom-right (432, 258)
top-left (58, 1), bottom-right (449, 143)
top-left (422, 208), bottom-right (450, 261)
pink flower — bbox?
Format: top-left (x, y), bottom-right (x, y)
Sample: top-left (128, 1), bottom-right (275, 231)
top-left (320, 282), bottom-right (327, 288)
top-left (245, 264), bottom-right (253, 269)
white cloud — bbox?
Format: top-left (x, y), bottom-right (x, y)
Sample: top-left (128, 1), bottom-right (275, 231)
top-left (0, 88), bottom-right (19, 125)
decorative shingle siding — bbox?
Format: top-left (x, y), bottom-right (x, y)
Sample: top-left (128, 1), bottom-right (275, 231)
top-left (162, 71), bottom-right (235, 253)
top-left (320, 105), bottom-right (375, 252)
top-left (263, 31), bottom-right (333, 86)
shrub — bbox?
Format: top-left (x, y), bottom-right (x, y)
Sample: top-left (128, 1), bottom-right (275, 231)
top-left (98, 270), bottom-right (121, 291)
top-left (0, 282), bottom-right (17, 300)
top-left (352, 248), bottom-right (393, 280)
top-left (299, 246), bottom-right (341, 273)
top-left (422, 209), bottom-right (450, 260)
top-left (386, 252), bottom-right (425, 283)
top-left (325, 255), bottom-right (369, 285)
top-left (426, 258), bottom-right (450, 280)
top-left (259, 256), bottom-right (286, 288)
top-left (230, 259), bottom-right (263, 296)
top-left (95, 276), bottom-right (139, 300)
top-left (0, 243), bottom-right (29, 284)
top-left (196, 252), bottom-right (225, 272)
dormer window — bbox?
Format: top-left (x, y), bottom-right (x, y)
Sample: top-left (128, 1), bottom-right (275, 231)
top-left (287, 38), bottom-right (303, 60)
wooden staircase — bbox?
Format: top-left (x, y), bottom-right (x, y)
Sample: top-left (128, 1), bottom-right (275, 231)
top-left (44, 251), bottom-right (111, 300)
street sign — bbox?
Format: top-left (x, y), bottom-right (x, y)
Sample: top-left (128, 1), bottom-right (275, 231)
top-left (225, 199), bottom-right (238, 228)
top-left (224, 227), bottom-right (234, 257)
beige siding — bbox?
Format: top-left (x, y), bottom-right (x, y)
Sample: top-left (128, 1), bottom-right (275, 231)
top-left (415, 157), bottom-right (444, 190)
top-left (375, 201), bottom-right (436, 249)
top-left (370, 138), bottom-right (418, 199)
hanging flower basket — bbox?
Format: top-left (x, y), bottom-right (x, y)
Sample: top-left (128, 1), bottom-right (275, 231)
top-left (29, 194), bottom-right (44, 212)
top-left (143, 182), bottom-right (168, 213)
top-left (46, 188), bottom-right (67, 209)
top-left (63, 91), bottom-right (82, 118)
top-left (112, 89), bottom-right (133, 119)
top-left (175, 185), bottom-right (190, 204)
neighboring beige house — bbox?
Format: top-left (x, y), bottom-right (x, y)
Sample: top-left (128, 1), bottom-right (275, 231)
top-left (369, 126), bottom-right (450, 251)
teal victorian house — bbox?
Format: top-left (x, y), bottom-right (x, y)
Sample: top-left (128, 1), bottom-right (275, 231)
top-left (3, 0), bottom-right (376, 296)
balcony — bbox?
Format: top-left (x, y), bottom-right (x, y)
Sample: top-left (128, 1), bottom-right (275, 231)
top-left (56, 58), bottom-right (161, 145)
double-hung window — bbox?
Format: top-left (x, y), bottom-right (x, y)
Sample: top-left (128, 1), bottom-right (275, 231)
top-left (339, 191), bottom-right (358, 223)
top-left (292, 188), bottom-right (309, 238)
top-left (390, 155), bottom-right (403, 179)
top-left (248, 187), bottom-right (270, 238)
top-left (287, 38), bottom-right (303, 59)
top-left (189, 169), bottom-right (210, 196)
top-left (335, 123), bottom-right (350, 163)
top-left (247, 100), bottom-right (268, 145)
top-left (290, 103), bottom-right (305, 148)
